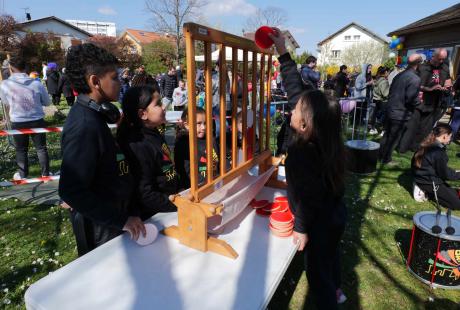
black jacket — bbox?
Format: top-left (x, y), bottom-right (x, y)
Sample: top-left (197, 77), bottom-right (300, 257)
top-left (413, 141), bottom-right (460, 185)
top-left (387, 67), bottom-right (421, 121)
top-left (174, 133), bottom-right (219, 189)
top-left (59, 95), bottom-right (136, 229)
top-left (335, 71), bottom-right (349, 98)
top-left (120, 127), bottom-right (179, 215)
top-left (46, 70), bottom-right (60, 95)
top-left (285, 141), bottom-right (346, 233)
top-left (161, 74), bottom-right (178, 99)
top-left (58, 73), bottom-right (73, 98)
top-left (276, 53), bottom-right (314, 155)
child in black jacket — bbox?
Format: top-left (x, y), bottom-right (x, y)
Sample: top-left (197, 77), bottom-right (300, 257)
top-left (270, 29), bottom-right (347, 309)
top-left (59, 44), bottom-right (145, 256)
top-left (412, 124), bottom-right (460, 210)
top-left (174, 107), bottom-right (219, 189)
top-left (117, 85), bottom-right (179, 219)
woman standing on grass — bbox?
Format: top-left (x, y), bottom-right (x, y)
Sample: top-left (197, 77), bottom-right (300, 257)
top-left (269, 30), bottom-right (348, 309)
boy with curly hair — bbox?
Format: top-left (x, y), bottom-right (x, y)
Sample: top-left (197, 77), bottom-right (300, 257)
top-left (59, 43), bottom-right (145, 256)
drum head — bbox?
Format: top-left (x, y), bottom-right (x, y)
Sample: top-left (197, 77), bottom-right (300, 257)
top-left (413, 211), bottom-right (460, 241)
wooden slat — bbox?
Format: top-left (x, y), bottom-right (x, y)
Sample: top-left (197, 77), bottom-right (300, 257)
top-left (184, 28), bottom-right (199, 200)
top-left (265, 55), bottom-right (273, 151)
top-left (241, 50), bottom-right (248, 163)
top-left (184, 23), bottom-right (272, 54)
top-left (219, 46), bottom-right (227, 176)
top-left (258, 55), bottom-right (265, 152)
top-left (231, 48), bottom-right (238, 169)
top-left (251, 52), bottom-right (257, 156)
top-left (195, 150), bottom-right (272, 201)
top-left (204, 42), bottom-right (213, 183)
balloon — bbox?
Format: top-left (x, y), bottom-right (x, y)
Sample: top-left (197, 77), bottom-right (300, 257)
top-left (393, 38), bottom-right (400, 45)
top-left (389, 42), bottom-right (397, 49)
top-left (399, 36), bottom-right (405, 43)
top-left (396, 56), bottom-right (402, 65)
top-left (340, 100), bottom-right (356, 113)
top-left (402, 56), bottom-right (408, 64)
top-left (389, 52), bottom-right (396, 58)
top-left (396, 44), bottom-right (403, 50)
top-left (392, 35), bottom-right (397, 40)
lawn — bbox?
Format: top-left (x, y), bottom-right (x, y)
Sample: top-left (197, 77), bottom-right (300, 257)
top-left (1, 107), bottom-right (460, 309)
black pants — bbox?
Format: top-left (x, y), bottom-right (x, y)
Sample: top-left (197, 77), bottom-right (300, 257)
top-left (69, 209), bottom-right (122, 256)
top-left (51, 94), bottom-right (61, 105)
top-left (417, 182), bottom-right (460, 211)
top-left (11, 119), bottom-right (50, 178)
top-left (304, 206), bottom-right (346, 310)
top-left (65, 96), bottom-right (75, 106)
top-left (368, 100), bottom-right (386, 129)
top-left (173, 105), bottom-right (185, 111)
top-left (379, 119), bottom-right (406, 163)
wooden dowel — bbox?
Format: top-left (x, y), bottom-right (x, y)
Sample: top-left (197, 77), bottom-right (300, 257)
top-left (241, 50), bottom-right (248, 163)
top-left (258, 55), bottom-right (265, 152)
top-left (251, 52), bottom-right (257, 156)
top-left (219, 46), bottom-right (227, 176)
top-left (265, 55), bottom-right (272, 151)
top-left (185, 30), bottom-right (198, 199)
top-left (204, 42), bottom-right (213, 183)
top-left (231, 48), bottom-right (238, 169)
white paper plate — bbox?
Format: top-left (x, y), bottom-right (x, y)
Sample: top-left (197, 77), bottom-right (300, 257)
top-left (136, 223), bottom-right (159, 246)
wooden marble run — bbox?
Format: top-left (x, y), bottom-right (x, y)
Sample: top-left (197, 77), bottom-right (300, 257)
top-left (163, 23), bottom-right (286, 259)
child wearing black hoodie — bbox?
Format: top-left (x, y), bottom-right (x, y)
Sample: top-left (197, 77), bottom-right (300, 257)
top-left (59, 44), bottom-right (145, 256)
top-left (117, 85), bottom-right (179, 218)
top-left (174, 107), bottom-right (220, 189)
top-left (412, 124), bottom-right (460, 210)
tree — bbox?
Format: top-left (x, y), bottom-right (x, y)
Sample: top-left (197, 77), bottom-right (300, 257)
top-left (142, 39), bottom-right (176, 74)
top-left (244, 6), bottom-right (287, 32)
top-left (290, 50), bottom-right (312, 65)
top-left (0, 14), bottom-right (20, 54)
top-left (16, 32), bottom-right (65, 73)
top-left (145, 0), bottom-right (207, 65)
top-left (88, 35), bottom-right (142, 70)
top-left (341, 41), bottom-right (388, 69)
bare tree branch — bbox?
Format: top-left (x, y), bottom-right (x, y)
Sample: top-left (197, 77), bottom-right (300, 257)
top-left (244, 6), bottom-right (287, 32)
top-left (145, 0), bottom-right (207, 64)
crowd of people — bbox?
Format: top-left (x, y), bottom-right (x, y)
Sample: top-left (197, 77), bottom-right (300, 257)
top-left (1, 27), bottom-right (460, 309)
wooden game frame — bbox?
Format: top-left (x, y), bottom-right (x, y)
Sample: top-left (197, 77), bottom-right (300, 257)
top-left (163, 23), bottom-right (285, 259)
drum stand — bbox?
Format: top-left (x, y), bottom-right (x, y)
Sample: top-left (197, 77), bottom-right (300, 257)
top-left (431, 182), bottom-right (455, 235)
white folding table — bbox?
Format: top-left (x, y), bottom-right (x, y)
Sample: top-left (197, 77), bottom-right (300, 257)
top-left (25, 186), bottom-right (299, 310)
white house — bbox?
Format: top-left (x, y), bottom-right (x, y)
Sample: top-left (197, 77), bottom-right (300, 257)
top-left (18, 16), bottom-right (92, 50)
top-left (317, 22), bottom-right (388, 66)
top-left (66, 20), bottom-right (117, 37)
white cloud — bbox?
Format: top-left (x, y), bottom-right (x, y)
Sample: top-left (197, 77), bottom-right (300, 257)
top-left (288, 27), bottom-right (306, 34)
top-left (202, 0), bottom-right (257, 17)
top-left (98, 5), bottom-right (117, 16)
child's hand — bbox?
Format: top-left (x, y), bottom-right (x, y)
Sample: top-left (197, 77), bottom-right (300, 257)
top-left (123, 216), bottom-right (146, 241)
top-left (293, 231), bottom-right (308, 251)
top-left (268, 28), bottom-right (287, 56)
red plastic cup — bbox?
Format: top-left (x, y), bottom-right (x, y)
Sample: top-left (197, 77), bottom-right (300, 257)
top-left (255, 26), bottom-right (275, 49)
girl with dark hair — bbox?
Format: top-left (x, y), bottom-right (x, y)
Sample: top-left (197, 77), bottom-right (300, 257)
top-left (117, 85), bottom-right (179, 219)
top-left (412, 124), bottom-right (460, 210)
top-left (270, 29), bottom-right (348, 309)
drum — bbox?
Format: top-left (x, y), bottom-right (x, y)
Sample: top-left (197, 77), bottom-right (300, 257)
top-left (345, 140), bottom-right (380, 174)
top-left (407, 211), bottom-right (460, 289)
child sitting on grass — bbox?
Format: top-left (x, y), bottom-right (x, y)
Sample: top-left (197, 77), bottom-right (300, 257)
top-left (117, 85), bottom-right (179, 219)
top-left (412, 123), bottom-right (460, 210)
top-left (174, 107), bottom-right (220, 189)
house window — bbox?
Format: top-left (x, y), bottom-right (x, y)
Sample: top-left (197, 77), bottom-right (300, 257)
top-left (344, 35), bottom-right (351, 41)
top-left (331, 50), bottom-right (341, 58)
top-left (353, 35), bottom-right (360, 40)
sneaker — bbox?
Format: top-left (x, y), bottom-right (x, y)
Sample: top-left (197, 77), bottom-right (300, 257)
top-left (379, 130), bottom-right (385, 138)
top-left (368, 128), bottom-right (378, 135)
top-left (13, 172), bottom-right (23, 180)
top-left (413, 183), bottom-right (427, 202)
top-left (336, 288), bottom-right (347, 304)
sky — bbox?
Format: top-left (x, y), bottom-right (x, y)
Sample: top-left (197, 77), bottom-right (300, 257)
top-left (2, 0), bottom-right (459, 55)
